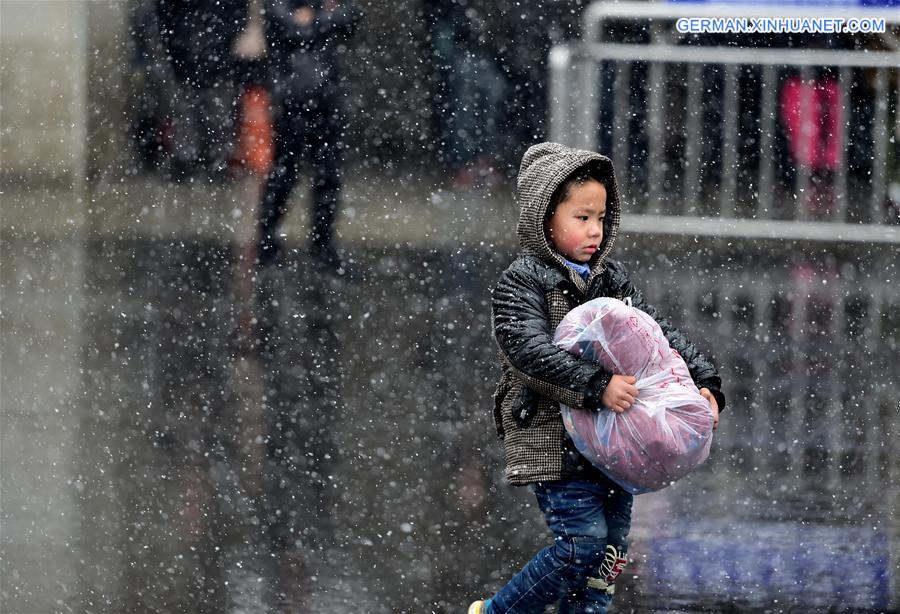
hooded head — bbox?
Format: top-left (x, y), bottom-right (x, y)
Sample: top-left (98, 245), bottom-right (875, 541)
top-left (516, 142), bottom-right (622, 281)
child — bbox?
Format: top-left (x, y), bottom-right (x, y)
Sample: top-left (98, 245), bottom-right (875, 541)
top-left (469, 142), bottom-right (725, 614)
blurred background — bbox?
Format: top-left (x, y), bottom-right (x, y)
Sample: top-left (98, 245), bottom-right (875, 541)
top-left (1, 0), bottom-right (898, 612)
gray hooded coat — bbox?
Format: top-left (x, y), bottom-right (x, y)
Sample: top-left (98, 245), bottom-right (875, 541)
top-left (491, 142), bottom-right (725, 486)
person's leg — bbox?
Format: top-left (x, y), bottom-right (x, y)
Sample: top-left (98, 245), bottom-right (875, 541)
top-left (169, 77), bottom-right (202, 176)
top-left (307, 103), bottom-right (345, 263)
top-left (471, 54), bottom-right (506, 167)
top-left (559, 479), bottom-right (632, 614)
top-left (487, 480), bottom-right (612, 614)
top-left (198, 78), bottom-right (238, 175)
top-left (559, 483), bottom-right (632, 613)
top-left (601, 481), bottom-right (632, 553)
top-left (257, 100), bottom-right (303, 265)
top-left (447, 51), bottom-right (481, 172)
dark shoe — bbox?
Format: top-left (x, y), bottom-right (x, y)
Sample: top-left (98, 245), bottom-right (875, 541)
top-left (257, 236), bottom-right (283, 268)
top-left (167, 157), bottom-right (196, 183)
top-left (309, 243), bottom-right (350, 277)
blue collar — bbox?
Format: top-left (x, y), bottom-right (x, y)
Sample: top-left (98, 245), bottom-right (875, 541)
top-left (561, 257), bottom-right (591, 280)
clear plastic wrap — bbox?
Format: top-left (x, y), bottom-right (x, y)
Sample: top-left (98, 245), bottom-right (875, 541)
top-left (554, 298), bottom-right (714, 494)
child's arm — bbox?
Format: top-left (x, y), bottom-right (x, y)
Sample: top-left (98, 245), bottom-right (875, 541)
top-left (492, 267), bottom-right (614, 411)
top-left (611, 261), bottom-right (726, 412)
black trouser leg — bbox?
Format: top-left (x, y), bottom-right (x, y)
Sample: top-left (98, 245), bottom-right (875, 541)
top-left (257, 106), bottom-right (303, 264)
top-left (308, 109), bottom-right (344, 254)
top-left (310, 167), bottom-right (341, 252)
top-left (169, 78), bottom-right (201, 175)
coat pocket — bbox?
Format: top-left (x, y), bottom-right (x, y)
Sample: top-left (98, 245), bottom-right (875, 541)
top-left (492, 378), bottom-right (512, 439)
top-left (511, 386), bottom-right (539, 429)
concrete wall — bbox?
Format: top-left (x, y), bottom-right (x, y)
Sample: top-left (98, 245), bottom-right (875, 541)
top-left (1, 2), bottom-right (88, 611)
top-left (0, 1), bottom-right (89, 186)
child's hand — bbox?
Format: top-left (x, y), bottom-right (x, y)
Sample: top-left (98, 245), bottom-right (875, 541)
top-left (601, 375), bottom-right (638, 413)
top-left (699, 388), bottom-right (720, 430)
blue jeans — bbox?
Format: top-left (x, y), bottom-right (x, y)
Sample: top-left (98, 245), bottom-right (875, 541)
top-left (488, 479), bottom-right (633, 614)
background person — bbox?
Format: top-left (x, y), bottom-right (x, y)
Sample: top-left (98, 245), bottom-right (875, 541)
top-left (257, 0), bottom-right (362, 273)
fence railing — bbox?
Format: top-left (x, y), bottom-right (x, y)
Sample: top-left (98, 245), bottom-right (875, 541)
top-left (633, 251), bottom-right (899, 484)
top-left (549, 3), bottom-right (900, 241)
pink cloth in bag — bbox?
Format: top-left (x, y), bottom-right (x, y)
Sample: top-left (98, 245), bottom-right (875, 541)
top-left (554, 298), bottom-right (715, 494)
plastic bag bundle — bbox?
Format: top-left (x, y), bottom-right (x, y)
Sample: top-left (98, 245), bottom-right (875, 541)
top-left (554, 298), bottom-right (714, 494)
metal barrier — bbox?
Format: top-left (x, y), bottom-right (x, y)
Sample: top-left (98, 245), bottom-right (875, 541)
top-left (634, 250), bottom-right (900, 484)
top-left (547, 2), bottom-right (900, 491)
top-left (548, 3), bottom-right (900, 241)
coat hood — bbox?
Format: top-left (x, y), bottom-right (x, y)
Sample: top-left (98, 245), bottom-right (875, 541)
top-left (515, 142), bottom-right (622, 285)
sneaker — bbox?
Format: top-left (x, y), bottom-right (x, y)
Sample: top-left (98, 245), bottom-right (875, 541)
top-left (586, 543), bottom-right (627, 594)
top-left (467, 600), bottom-right (488, 614)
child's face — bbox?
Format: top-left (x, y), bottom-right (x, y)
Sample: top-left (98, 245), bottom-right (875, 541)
top-left (546, 179), bottom-right (607, 263)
